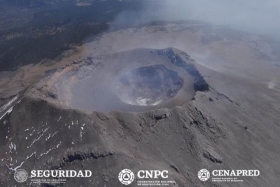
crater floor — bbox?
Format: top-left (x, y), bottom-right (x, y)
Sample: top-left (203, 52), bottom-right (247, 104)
top-left (115, 64), bottom-right (184, 106)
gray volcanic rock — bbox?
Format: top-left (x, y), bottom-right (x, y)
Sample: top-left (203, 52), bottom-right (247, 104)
top-left (0, 92), bottom-right (222, 186)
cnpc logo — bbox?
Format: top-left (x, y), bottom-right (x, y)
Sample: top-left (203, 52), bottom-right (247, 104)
top-left (138, 170), bottom-right (168, 179)
top-left (118, 169), bottom-right (168, 185)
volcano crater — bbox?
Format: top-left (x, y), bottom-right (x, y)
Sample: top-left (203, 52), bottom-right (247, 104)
top-left (31, 48), bottom-right (209, 112)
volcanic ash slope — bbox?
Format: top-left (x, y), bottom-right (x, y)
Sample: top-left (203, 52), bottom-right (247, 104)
top-left (0, 23), bottom-right (280, 187)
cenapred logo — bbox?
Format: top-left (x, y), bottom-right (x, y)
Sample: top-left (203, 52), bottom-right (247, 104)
top-left (118, 169), bottom-right (135, 185)
top-left (14, 169), bottom-right (28, 183)
top-left (198, 169), bottom-right (210, 181)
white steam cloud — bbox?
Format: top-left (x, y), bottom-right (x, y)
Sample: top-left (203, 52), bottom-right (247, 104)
top-left (113, 0), bottom-right (280, 39)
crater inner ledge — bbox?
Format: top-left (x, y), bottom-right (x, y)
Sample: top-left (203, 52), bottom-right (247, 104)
top-left (115, 65), bottom-right (184, 106)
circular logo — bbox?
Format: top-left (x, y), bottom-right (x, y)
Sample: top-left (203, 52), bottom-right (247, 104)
top-left (198, 169), bottom-right (210, 181)
top-left (118, 169), bottom-right (135, 185)
top-left (14, 169), bottom-right (28, 183)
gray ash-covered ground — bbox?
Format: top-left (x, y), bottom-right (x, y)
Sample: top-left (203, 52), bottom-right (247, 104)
top-left (0, 21), bottom-right (280, 187)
